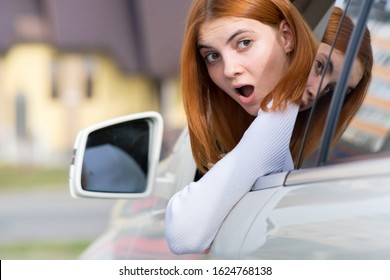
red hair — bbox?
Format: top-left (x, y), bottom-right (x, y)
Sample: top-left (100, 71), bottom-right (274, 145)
top-left (181, 0), bottom-right (317, 173)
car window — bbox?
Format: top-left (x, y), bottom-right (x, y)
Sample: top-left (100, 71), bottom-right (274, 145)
top-left (335, 2), bottom-right (390, 159)
top-left (297, 0), bottom-right (390, 168)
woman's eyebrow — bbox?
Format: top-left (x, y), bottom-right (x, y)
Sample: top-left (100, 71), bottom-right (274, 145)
top-left (226, 29), bottom-right (252, 44)
top-left (198, 43), bottom-right (211, 51)
top-left (198, 29), bottom-right (253, 50)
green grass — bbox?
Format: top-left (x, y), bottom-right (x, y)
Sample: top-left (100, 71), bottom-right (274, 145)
top-left (0, 165), bottom-right (68, 191)
top-left (0, 165), bottom-right (92, 260)
top-left (0, 240), bottom-right (91, 260)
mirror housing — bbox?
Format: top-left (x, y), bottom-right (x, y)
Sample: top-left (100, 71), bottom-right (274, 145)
top-left (69, 111), bottom-right (163, 199)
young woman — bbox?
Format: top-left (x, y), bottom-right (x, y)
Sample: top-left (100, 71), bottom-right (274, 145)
top-left (165, 0), bottom-right (317, 255)
top-left (165, 2), bottom-right (372, 255)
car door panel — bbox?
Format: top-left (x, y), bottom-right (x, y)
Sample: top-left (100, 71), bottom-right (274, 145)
top-left (255, 173), bottom-right (390, 259)
top-left (211, 155), bottom-right (390, 259)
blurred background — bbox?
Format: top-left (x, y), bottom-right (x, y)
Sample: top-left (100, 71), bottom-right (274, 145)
top-left (0, 0), bottom-right (390, 259)
top-left (0, 0), bottom-right (191, 259)
top-left (0, 0), bottom-right (192, 168)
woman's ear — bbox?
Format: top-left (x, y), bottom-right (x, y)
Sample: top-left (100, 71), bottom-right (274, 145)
top-left (279, 20), bottom-right (294, 53)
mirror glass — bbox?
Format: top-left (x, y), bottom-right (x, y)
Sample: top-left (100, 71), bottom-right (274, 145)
top-left (81, 119), bottom-right (150, 193)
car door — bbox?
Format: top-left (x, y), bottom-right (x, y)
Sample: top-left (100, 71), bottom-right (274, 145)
top-left (210, 0), bottom-right (390, 259)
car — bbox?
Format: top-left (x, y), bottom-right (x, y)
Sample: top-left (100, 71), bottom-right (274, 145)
top-left (69, 0), bottom-right (390, 259)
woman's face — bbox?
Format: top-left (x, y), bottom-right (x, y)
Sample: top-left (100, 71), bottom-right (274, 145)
top-left (198, 17), bottom-right (293, 116)
top-left (299, 42), bottom-right (364, 111)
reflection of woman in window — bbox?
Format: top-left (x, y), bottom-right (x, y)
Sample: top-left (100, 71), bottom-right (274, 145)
top-left (291, 7), bottom-right (373, 162)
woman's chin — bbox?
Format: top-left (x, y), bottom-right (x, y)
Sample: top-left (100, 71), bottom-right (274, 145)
top-left (242, 105), bottom-right (260, 116)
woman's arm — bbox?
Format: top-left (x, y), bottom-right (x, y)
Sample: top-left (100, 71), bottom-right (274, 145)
top-left (165, 104), bottom-right (299, 254)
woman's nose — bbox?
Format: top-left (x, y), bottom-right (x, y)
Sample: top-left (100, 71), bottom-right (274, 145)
top-left (302, 88), bottom-right (315, 104)
top-left (307, 74), bottom-right (325, 100)
top-left (223, 56), bottom-right (243, 78)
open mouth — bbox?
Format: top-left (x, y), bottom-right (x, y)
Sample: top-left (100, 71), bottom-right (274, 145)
top-left (236, 85), bottom-right (254, 98)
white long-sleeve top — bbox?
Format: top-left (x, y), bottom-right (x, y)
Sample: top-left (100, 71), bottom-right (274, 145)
top-left (165, 103), bottom-right (299, 255)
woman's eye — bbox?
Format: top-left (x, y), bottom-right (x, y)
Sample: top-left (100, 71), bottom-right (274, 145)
top-left (205, 52), bottom-right (219, 63)
top-left (323, 84), bottom-right (334, 96)
top-left (315, 59), bottom-right (324, 75)
top-left (237, 39), bottom-right (251, 50)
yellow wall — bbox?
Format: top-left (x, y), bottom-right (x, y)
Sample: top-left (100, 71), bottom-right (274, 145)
top-left (0, 43), bottom-right (177, 166)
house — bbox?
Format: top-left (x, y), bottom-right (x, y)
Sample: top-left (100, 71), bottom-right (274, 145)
top-left (0, 0), bottom-right (191, 166)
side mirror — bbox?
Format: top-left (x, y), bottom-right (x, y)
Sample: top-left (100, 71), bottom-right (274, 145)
top-left (69, 111), bottom-right (163, 199)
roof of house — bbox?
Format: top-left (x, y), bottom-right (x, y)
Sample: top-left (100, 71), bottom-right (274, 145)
top-left (0, 0), bottom-right (333, 78)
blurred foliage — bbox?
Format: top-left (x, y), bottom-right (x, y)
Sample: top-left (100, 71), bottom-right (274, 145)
top-left (0, 240), bottom-right (91, 260)
top-left (0, 165), bottom-right (67, 191)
